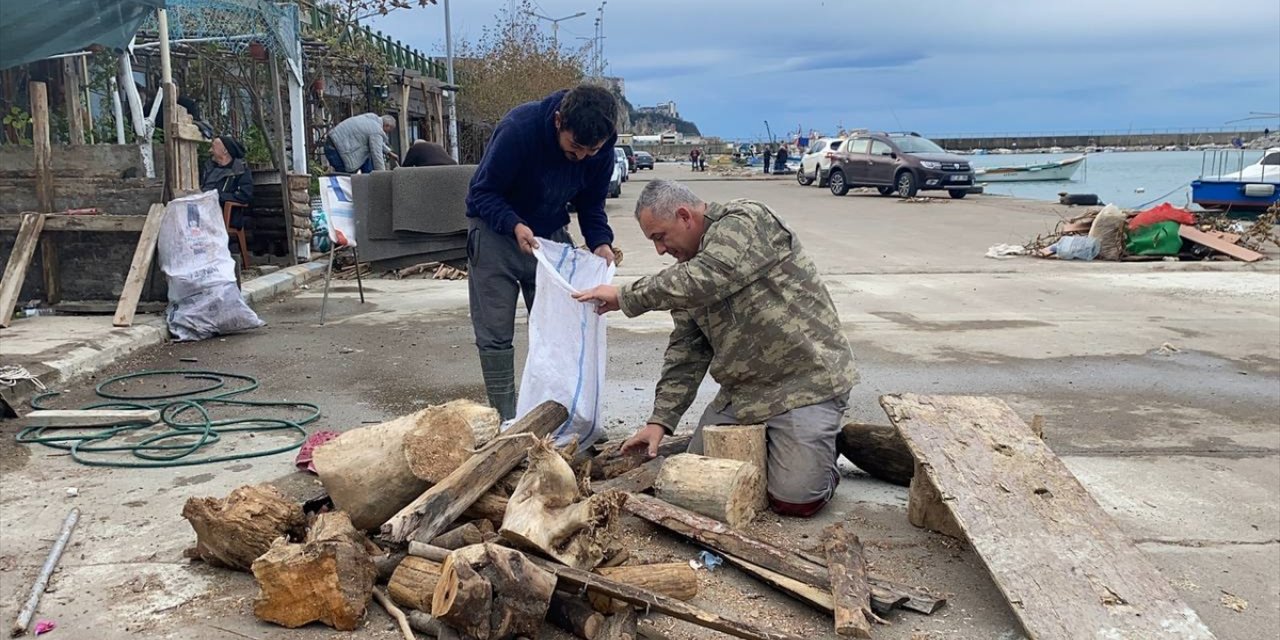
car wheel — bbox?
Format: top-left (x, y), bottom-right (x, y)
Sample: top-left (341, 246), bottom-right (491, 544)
top-left (948, 189), bottom-right (967, 199)
top-left (896, 171), bottom-right (919, 197)
top-left (829, 170), bottom-right (849, 196)
top-left (797, 166), bottom-right (814, 186)
top-left (877, 186), bottom-right (896, 196)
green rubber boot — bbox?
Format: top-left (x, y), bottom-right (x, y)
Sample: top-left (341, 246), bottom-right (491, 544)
top-left (478, 348), bottom-right (517, 421)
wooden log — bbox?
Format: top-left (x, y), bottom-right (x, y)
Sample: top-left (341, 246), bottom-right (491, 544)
top-left (0, 213), bottom-right (45, 328)
top-left (881, 393), bottom-right (1216, 640)
top-left (906, 460), bottom-right (963, 538)
top-left (500, 437), bottom-right (626, 569)
top-left (589, 563), bottom-right (699, 613)
top-left (408, 541), bottom-right (450, 563)
top-left (823, 522), bottom-right (875, 638)
top-left (112, 202), bottom-right (167, 327)
top-left (381, 401), bottom-right (567, 544)
top-left (702, 424), bottom-right (768, 509)
top-left (403, 400), bottom-right (500, 483)
top-left (374, 551), bottom-right (406, 584)
top-left (24, 409), bottom-right (160, 428)
top-left (40, 233), bottom-right (58, 306)
top-left (431, 543), bottom-right (557, 639)
top-left (62, 59), bottom-right (85, 145)
top-left (388, 555), bottom-right (442, 611)
top-left (599, 608), bottom-right (638, 640)
top-left (251, 512), bottom-right (378, 631)
top-left (535, 557), bottom-right (803, 640)
top-left (837, 422), bottom-right (915, 487)
top-left (374, 587), bottom-right (416, 640)
top-left (406, 609), bottom-right (450, 637)
top-left (425, 522), bottom-right (485, 549)
top-left (461, 492), bottom-right (508, 530)
top-left (625, 494), bottom-right (943, 616)
top-left (181, 484), bottom-right (306, 571)
top-left (591, 434), bottom-right (691, 480)
top-left (592, 456), bottom-right (665, 495)
top-left (549, 591), bottom-right (606, 639)
top-left (653, 453), bottom-right (763, 528)
top-left (313, 409), bottom-right (435, 530)
top-left (30, 82), bottom-right (52, 213)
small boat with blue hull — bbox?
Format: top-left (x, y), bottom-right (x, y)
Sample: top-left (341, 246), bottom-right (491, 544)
top-left (1192, 148), bottom-right (1280, 211)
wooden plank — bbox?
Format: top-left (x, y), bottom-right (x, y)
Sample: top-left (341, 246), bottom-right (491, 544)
top-left (63, 59), bottom-right (85, 145)
top-left (0, 213), bottom-right (46, 327)
top-left (25, 409), bottom-right (161, 428)
top-left (112, 203), bottom-right (167, 327)
top-left (163, 81), bottom-right (179, 201)
top-left (30, 82), bottom-right (53, 213)
top-left (880, 394), bottom-right (1216, 640)
top-left (1178, 225), bottom-right (1264, 262)
top-left (40, 235), bottom-right (59, 305)
top-left (823, 523), bottom-right (874, 638)
top-left (0, 215), bottom-right (148, 233)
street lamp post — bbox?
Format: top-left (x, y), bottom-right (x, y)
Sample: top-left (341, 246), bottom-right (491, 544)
top-left (525, 10), bottom-right (587, 47)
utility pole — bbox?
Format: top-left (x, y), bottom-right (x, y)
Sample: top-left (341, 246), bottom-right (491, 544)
top-left (596, 1), bottom-right (607, 78)
top-left (525, 10), bottom-right (587, 47)
top-left (444, 0), bottom-right (459, 161)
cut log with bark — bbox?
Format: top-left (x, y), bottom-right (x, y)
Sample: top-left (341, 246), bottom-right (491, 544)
top-left (406, 610), bottom-right (450, 637)
top-left (381, 401), bottom-right (568, 544)
top-left (313, 410), bottom-right (434, 530)
top-left (625, 494), bottom-right (944, 616)
top-left (182, 484), bottom-right (305, 571)
top-left (823, 522), bottom-right (876, 638)
top-left (592, 456), bottom-right (665, 495)
top-left (431, 543), bottom-right (557, 640)
top-left (403, 403), bottom-right (479, 484)
top-left (591, 434), bottom-right (692, 480)
top-left (549, 591), bottom-right (606, 639)
top-left (599, 608), bottom-right (638, 640)
top-left (653, 453), bottom-right (763, 528)
top-left (500, 437), bottom-right (626, 569)
top-left (588, 562), bottom-right (699, 613)
top-left (424, 521), bottom-right (486, 549)
top-left (837, 422), bottom-right (915, 487)
top-left (463, 491), bottom-right (509, 526)
top-left (535, 557), bottom-right (803, 640)
top-left (388, 555), bottom-right (442, 611)
top-left (251, 512), bottom-right (378, 631)
top-left (702, 424), bottom-right (768, 509)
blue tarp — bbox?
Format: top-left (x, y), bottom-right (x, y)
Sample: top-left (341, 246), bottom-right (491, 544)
top-left (0, 0), bottom-right (166, 70)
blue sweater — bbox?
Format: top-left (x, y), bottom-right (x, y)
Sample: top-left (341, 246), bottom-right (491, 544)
top-left (465, 90), bottom-right (616, 249)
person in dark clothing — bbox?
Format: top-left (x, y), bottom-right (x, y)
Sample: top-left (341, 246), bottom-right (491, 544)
top-left (775, 145), bottom-right (788, 174)
top-left (401, 140), bottom-right (457, 167)
top-left (762, 146), bottom-right (772, 174)
top-left (465, 84), bottom-right (618, 420)
top-left (200, 135), bottom-right (253, 227)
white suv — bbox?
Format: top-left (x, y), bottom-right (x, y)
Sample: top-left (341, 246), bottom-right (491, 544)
top-left (797, 137), bottom-right (846, 187)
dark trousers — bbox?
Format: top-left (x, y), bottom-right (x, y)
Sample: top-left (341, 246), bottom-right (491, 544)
top-left (467, 218), bottom-right (573, 352)
top-left (763, 158), bottom-right (772, 173)
top-left (324, 141), bottom-right (374, 174)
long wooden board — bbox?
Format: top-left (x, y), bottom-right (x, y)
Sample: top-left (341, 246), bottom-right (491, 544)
top-left (0, 215), bottom-right (149, 233)
top-left (1178, 225), bottom-right (1264, 262)
top-left (880, 394), bottom-right (1216, 640)
top-left (0, 213), bottom-right (46, 328)
top-left (25, 409), bottom-right (161, 428)
top-left (113, 203), bottom-right (167, 327)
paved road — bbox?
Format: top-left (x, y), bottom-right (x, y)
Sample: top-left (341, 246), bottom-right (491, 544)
top-left (1, 164), bottom-right (1275, 639)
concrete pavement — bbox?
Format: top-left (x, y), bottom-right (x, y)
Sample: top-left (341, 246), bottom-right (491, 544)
top-left (0, 164), bottom-right (1275, 639)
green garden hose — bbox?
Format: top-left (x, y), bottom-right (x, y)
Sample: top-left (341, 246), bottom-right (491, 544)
top-left (18, 370), bottom-right (320, 468)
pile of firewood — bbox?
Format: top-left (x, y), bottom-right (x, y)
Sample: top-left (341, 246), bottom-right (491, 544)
top-left (181, 400), bottom-right (945, 639)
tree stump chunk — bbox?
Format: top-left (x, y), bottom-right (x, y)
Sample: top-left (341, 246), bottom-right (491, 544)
top-left (589, 563), bottom-right (699, 613)
top-left (837, 422), bottom-right (915, 487)
top-left (313, 410), bottom-right (434, 530)
top-left (388, 555), bottom-right (443, 612)
top-left (404, 401), bottom-right (499, 484)
top-left (654, 453), bottom-right (762, 528)
top-left (250, 512), bottom-right (378, 631)
top-left (431, 543), bottom-right (557, 640)
top-left (182, 484), bottom-right (305, 571)
top-left (702, 424), bottom-right (768, 509)
top-left (549, 591), bottom-right (606, 639)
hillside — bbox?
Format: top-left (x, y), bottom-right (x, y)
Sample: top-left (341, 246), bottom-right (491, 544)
top-left (614, 91), bottom-right (701, 136)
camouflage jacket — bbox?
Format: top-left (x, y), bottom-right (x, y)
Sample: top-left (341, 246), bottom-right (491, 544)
top-left (618, 199), bottom-right (857, 431)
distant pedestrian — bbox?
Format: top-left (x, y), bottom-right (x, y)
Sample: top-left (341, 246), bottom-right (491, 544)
top-left (698, 150), bottom-right (707, 171)
top-left (775, 145), bottom-right (788, 174)
top-left (690, 148), bottom-right (701, 171)
top-left (762, 146), bottom-right (772, 174)
top-left (324, 113), bottom-right (396, 174)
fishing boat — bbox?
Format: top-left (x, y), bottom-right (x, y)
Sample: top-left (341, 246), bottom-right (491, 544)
top-left (975, 155), bottom-right (1087, 182)
top-left (1191, 148), bottom-right (1280, 211)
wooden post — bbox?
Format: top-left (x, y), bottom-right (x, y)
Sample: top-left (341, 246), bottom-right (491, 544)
top-left (113, 203), bottom-right (167, 327)
top-left (62, 59), bottom-right (85, 145)
top-left (398, 78), bottom-right (411, 157)
top-left (163, 81), bottom-right (179, 201)
top-left (702, 425), bottom-right (768, 509)
top-left (0, 214), bottom-right (46, 327)
top-left (30, 82), bottom-right (53, 213)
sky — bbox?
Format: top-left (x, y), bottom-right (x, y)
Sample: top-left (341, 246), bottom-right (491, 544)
top-left (367, 0), bottom-right (1280, 140)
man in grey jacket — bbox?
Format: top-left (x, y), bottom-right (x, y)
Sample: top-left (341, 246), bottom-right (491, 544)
top-left (324, 113), bottom-right (395, 173)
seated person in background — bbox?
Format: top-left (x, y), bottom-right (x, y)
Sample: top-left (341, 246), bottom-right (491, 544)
top-left (401, 140), bottom-right (457, 168)
top-left (201, 135), bottom-right (254, 227)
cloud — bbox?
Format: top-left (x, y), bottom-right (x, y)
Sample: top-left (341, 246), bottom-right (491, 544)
top-left (751, 51), bottom-right (926, 75)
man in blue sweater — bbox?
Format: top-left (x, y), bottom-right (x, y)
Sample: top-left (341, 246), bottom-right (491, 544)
top-left (465, 84), bottom-right (619, 420)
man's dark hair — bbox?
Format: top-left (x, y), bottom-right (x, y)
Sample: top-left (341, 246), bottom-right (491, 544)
top-left (558, 84), bottom-right (618, 146)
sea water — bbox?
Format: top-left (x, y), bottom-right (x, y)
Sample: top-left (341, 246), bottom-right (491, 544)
top-left (969, 150), bottom-right (1267, 209)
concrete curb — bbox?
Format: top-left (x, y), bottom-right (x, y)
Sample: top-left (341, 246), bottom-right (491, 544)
top-left (241, 260), bottom-right (329, 306)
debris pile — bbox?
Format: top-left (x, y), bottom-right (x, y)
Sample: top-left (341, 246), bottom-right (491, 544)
top-left (179, 399), bottom-right (948, 639)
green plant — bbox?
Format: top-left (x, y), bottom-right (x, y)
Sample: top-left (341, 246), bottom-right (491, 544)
top-left (243, 124), bottom-right (273, 167)
top-left (4, 107), bottom-right (32, 144)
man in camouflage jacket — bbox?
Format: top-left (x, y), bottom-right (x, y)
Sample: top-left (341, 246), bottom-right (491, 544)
top-left (574, 179), bottom-right (857, 517)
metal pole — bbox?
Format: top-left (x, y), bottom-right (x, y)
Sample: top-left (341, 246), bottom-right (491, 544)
top-left (157, 9), bottom-right (172, 84)
top-left (110, 75), bottom-right (126, 144)
top-left (444, 0), bottom-right (459, 162)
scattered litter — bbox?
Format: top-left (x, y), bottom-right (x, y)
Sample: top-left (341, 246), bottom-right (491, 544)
top-left (1134, 187), bottom-right (1146, 193)
top-left (897, 196), bottom-right (949, 204)
top-left (180, 357), bottom-right (198, 363)
top-left (64, 488), bottom-right (77, 498)
top-left (1157, 343), bottom-right (1180, 355)
top-left (0, 365), bottom-right (46, 391)
top-left (985, 244), bottom-right (1026, 259)
top-left (295, 431), bottom-right (341, 473)
top-left (1219, 591), bottom-right (1248, 612)
top-left (697, 551), bottom-right (723, 571)
top-left (1048, 235), bottom-right (1100, 260)
top-left (33, 619), bottom-right (56, 636)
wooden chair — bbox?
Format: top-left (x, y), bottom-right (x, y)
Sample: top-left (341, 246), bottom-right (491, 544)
top-left (222, 201), bottom-right (251, 269)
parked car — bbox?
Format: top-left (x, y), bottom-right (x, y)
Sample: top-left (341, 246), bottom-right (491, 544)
top-left (609, 161), bottom-right (622, 198)
top-left (616, 144), bottom-right (636, 171)
top-left (796, 137), bottom-right (846, 187)
top-left (634, 150), bottom-right (655, 170)
top-left (826, 133), bottom-right (974, 198)
top-left (614, 148), bottom-right (629, 182)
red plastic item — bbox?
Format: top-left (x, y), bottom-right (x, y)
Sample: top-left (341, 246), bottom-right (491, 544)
top-left (294, 430), bottom-right (340, 473)
top-left (1128, 203), bottom-right (1196, 231)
